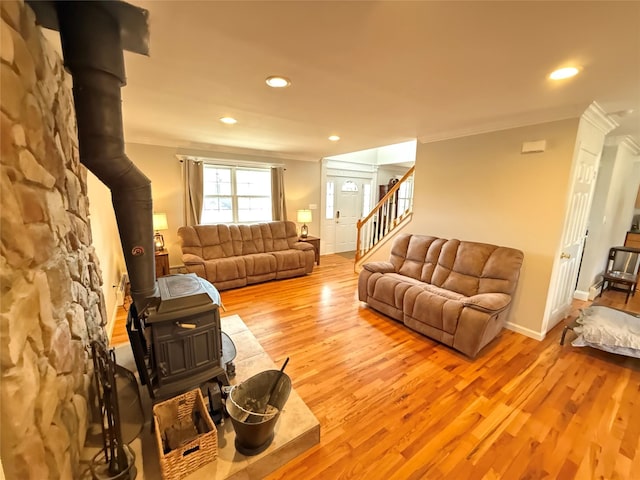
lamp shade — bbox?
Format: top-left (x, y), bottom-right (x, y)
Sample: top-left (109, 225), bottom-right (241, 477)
top-left (153, 213), bottom-right (168, 231)
top-left (297, 209), bottom-right (312, 223)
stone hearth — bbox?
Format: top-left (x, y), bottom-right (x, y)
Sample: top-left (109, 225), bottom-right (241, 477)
top-left (81, 314), bottom-right (320, 479)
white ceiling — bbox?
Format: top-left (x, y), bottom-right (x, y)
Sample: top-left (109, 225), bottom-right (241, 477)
top-left (117, 1), bottom-right (640, 161)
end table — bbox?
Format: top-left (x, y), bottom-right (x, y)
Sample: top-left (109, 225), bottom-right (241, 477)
top-left (299, 236), bottom-right (320, 265)
top-left (154, 249), bottom-right (170, 278)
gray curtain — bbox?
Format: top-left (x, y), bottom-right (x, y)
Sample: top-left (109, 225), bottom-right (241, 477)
top-left (183, 159), bottom-right (203, 226)
top-left (271, 167), bottom-right (287, 221)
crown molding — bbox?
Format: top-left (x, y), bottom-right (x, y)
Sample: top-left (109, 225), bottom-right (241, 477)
top-left (581, 101), bottom-right (619, 135)
top-left (604, 135), bottom-right (640, 154)
top-left (126, 136), bottom-right (318, 163)
top-left (620, 136), bottom-right (640, 155)
top-left (417, 113), bottom-right (581, 144)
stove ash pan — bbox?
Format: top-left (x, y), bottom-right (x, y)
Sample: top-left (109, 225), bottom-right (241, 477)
top-left (128, 274), bottom-right (229, 400)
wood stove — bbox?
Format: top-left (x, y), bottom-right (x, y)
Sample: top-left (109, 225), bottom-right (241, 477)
top-left (28, 0), bottom-right (234, 411)
top-left (127, 274), bottom-right (229, 400)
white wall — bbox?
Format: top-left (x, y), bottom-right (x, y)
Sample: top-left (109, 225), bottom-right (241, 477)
top-left (576, 138), bottom-right (640, 295)
top-left (376, 140), bottom-right (417, 165)
top-left (363, 118), bottom-right (581, 337)
top-left (87, 172), bottom-right (125, 326)
top-left (607, 141), bottom-right (640, 238)
top-left (281, 158), bottom-right (322, 237)
top-left (376, 164), bottom-right (411, 186)
top-left (327, 140), bottom-right (416, 166)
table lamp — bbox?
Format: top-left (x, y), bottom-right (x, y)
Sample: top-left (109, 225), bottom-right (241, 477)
top-left (297, 209), bottom-right (312, 238)
top-left (152, 212), bottom-right (168, 251)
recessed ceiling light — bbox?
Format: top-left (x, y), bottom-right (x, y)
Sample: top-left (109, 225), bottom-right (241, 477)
top-left (549, 67), bottom-right (580, 80)
top-left (266, 76), bottom-right (291, 88)
top-left (219, 117), bottom-right (237, 124)
top-left (328, 135), bottom-right (340, 142)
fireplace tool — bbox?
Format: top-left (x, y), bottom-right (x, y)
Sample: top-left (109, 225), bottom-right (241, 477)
top-left (90, 341), bottom-right (139, 479)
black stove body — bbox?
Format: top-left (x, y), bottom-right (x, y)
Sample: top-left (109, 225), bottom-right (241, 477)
top-left (127, 274), bottom-right (229, 400)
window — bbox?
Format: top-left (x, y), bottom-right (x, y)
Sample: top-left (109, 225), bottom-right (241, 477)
top-left (341, 180), bottom-right (358, 192)
top-left (362, 183), bottom-right (371, 217)
top-left (326, 181), bottom-right (335, 219)
top-left (397, 178), bottom-right (413, 215)
top-left (201, 165), bottom-right (272, 224)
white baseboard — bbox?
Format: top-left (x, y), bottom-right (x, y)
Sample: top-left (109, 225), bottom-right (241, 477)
top-left (106, 301), bottom-right (118, 341)
top-left (573, 290), bottom-right (589, 301)
top-left (505, 321), bottom-right (545, 341)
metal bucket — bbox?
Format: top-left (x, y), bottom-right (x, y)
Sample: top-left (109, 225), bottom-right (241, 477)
top-left (226, 369), bottom-right (292, 455)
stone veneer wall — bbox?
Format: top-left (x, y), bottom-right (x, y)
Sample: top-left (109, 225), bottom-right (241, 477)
top-left (1, 1), bottom-right (108, 478)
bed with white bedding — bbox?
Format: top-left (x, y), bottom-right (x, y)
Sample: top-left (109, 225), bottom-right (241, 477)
top-left (568, 305), bottom-right (640, 358)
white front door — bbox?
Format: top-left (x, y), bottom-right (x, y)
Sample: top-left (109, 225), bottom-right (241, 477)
top-left (335, 179), bottom-right (360, 252)
top-left (323, 176), bottom-right (368, 254)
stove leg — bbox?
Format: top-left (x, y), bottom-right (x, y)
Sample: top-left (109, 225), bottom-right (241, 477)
top-left (206, 383), bottom-right (225, 425)
top-left (225, 361), bottom-right (236, 379)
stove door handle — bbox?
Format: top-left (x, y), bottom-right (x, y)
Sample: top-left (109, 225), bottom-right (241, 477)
top-left (176, 322), bottom-right (197, 329)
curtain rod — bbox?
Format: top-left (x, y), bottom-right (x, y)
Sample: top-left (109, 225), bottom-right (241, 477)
top-left (176, 154), bottom-right (285, 168)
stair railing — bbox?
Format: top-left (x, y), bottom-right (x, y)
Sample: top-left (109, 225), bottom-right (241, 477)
top-left (356, 166), bottom-right (415, 262)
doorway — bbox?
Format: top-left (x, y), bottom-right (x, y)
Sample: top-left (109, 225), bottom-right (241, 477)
top-left (542, 104), bottom-right (620, 334)
top-left (323, 174), bottom-right (374, 254)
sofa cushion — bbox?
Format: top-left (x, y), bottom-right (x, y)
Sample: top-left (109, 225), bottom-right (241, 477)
top-left (368, 272), bottom-right (424, 310)
top-left (204, 256), bottom-right (246, 284)
top-left (178, 226), bottom-right (203, 259)
top-left (477, 247), bottom-right (525, 295)
top-left (243, 253), bottom-right (276, 276)
top-left (438, 240), bottom-right (493, 296)
top-left (433, 240), bottom-right (524, 297)
top-left (195, 224), bottom-right (234, 259)
top-left (403, 284), bottom-right (465, 335)
top-left (463, 293), bottom-right (511, 313)
top-left (390, 234), bottom-right (446, 282)
top-left (262, 222), bottom-right (297, 252)
top-left (399, 236), bottom-right (445, 283)
top-left (243, 253), bottom-right (277, 283)
top-left (235, 224), bottom-right (266, 255)
top-left (363, 261), bottom-right (396, 274)
top-left (272, 249), bottom-right (308, 275)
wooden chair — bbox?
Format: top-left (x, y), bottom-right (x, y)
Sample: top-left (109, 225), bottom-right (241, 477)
top-left (599, 246), bottom-right (640, 303)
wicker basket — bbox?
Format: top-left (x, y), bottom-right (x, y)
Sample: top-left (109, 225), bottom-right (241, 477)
top-left (153, 388), bottom-right (217, 480)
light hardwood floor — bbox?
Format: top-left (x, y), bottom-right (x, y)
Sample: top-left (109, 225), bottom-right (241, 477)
top-left (111, 254), bottom-right (640, 479)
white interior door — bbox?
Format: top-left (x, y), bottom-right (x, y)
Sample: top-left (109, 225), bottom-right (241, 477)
top-left (546, 143), bottom-right (600, 330)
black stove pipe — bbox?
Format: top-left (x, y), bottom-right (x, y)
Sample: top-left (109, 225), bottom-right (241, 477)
top-left (55, 2), bottom-right (158, 312)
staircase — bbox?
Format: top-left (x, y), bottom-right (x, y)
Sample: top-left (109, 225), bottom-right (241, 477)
top-left (356, 166), bottom-right (415, 262)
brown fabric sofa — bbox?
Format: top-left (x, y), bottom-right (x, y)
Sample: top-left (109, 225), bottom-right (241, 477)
top-left (358, 233), bottom-right (524, 357)
top-left (178, 221), bottom-right (315, 290)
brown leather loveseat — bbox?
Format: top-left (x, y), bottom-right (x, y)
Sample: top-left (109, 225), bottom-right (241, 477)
top-left (358, 233), bottom-right (524, 357)
top-left (178, 221), bottom-right (315, 290)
